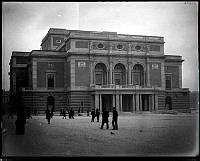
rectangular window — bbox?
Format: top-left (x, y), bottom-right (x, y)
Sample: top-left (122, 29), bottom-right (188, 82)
top-left (95, 73), bottom-right (103, 85)
top-left (165, 74), bottom-right (172, 90)
top-left (75, 41), bottom-right (88, 48)
top-left (47, 74), bottom-right (55, 89)
top-left (150, 45), bottom-right (160, 51)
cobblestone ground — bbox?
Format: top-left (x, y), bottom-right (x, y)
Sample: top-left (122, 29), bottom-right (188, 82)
top-left (2, 112), bottom-right (199, 157)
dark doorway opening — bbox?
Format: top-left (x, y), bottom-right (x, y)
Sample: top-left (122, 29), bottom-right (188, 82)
top-left (102, 94), bottom-right (112, 112)
top-left (122, 95), bottom-right (133, 112)
top-left (142, 95), bottom-right (150, 111)
top-left (47, 96), bottom-right (55, 111)
top-left (165, 96), bottom-right (172, 110)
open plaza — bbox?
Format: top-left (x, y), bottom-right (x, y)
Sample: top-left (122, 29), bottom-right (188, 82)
top-left (2, 111), bottom-right (198, 157)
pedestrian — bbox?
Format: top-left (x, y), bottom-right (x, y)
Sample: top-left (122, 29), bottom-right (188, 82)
top-left (60, 108), bottom-right (63, 116)
top-left (87, 109), bottom-right (89, 116)
top-left (100, 109), bottom-right (109, 129)
top-left (34, 109), bottom-right (37, 116)
top-left (15, 109), bottom-right (26, 135)
top-left (45, 108), bottom-right (51, 124)
top-left (69, 108), bottom-right (74, 119)
top-left (96, 108), bottom-right (100, 122)
top-left (78, 107), bottom-right (80, 114)
top-left (63, 109), bottom-right (66, 119)
top-left (112, 107), bottom-right (118, 130)
top-left (51, 108), bottom-right (54, 118)
top-left (26, 108), bottom-right (32, 119)
top-left (91, 109), bottom-right (95, 122)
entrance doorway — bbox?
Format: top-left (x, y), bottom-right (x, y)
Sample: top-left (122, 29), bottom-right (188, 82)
top-left (122, 95), bottom-right (133, 112)
top-left (47, 96), bottom-right (55, 111)
top-left (142, 95), bottom-right (150, 111)
top-left (102, 94), bottom-right (112, 112)
top-left (165, 96), bottom-right (172, 110)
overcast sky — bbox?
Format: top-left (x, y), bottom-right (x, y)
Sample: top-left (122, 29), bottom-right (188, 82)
top-left (2, 2), bottom-right (198, 91)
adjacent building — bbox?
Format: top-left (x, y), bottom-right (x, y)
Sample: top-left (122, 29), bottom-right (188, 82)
top-left (9, 28), bottom-right (190, 113)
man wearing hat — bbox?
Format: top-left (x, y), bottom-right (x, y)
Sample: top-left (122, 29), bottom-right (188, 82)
top-left (112, 107), bottom-right (118, 130)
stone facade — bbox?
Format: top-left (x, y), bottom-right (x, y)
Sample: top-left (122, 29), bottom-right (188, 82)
top-left (9, 28), bottom-right (190, 113)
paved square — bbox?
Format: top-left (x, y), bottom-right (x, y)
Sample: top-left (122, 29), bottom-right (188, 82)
top-left (2, 112), bottom-right (198, 157)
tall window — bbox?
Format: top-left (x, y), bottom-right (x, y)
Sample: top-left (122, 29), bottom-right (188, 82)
top-left (132, 64), bottom-right (144, 86)
top-left (165, 74), bottom-right (172, 90)
top-left (114, 64), bottom-right (126, 85)
top-left (47, 74), bottom-right (55, 89)
top-left (95, 63), bottom-right (107, 85)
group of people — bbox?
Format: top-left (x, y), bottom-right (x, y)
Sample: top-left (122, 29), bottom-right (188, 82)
top-left (91, 107), bottom-right (118, 130)
top-left (91, 108), bottom-right (100, 122)
top-left (46, 106), bottom-right (119, 130)
top-left (100, 107), bottom-right (118, 130)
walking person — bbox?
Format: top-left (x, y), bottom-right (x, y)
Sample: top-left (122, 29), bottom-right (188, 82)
top-left (50, 108), bottom-right (54, 118)
top-left (100, 109), bottom-right (109, 129)
top-left (45, 108), bottom-right (51, 124)
top-left (63, 109), bottom-right (66, 119)
top-left (69, 108), bottom-right (74, 119)
top-left (91, 109), bottom-right (95, 122)
top-left (96, 108), bottom-right (100, 122)
top-left (112, 107), bottom-right (118, 130)
top-left (34, 109), bottom-right (37, 116)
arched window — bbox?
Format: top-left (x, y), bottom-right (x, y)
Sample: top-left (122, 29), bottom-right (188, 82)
top-left (114, 63), bottom-right (126, 85)
top-left (95, 63), bottom-right (107, 85)
top-left (132, 64), bottom-right (144, 86)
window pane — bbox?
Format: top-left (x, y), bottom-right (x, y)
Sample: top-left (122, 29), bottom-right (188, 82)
top-left (48, 74), bottom-right (54, 88)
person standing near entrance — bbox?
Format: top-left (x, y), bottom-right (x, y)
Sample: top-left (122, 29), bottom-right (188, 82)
top-left (91, 109), bottom-right (95, 122)
top-left (112, 107), bottom-right (118, 130)
top-left (100, 109), bottom-right (109, 129)
top-left (45, 108), bottom-right (51, 124)
top-left (95, 108), bottom-right (100, 122)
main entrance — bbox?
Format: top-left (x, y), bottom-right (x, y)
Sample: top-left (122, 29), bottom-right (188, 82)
top-left (141, 94), bottom-right (150, 111)
top-left (102, 94), bottom-right (112, 112)
top-left (122, 94), bottom-right (133, 112)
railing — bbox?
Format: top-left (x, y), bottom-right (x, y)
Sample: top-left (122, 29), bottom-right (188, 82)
top-left (21, 87), bottom-right (33, 91)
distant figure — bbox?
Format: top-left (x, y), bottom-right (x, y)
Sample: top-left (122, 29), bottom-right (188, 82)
top-left (51, 108), bottom-right (54, 118)
top-left (91, 109), bottom-right (95, 122)
top-left (60, 109), bottom-right (63, 116)
top-left (26, 108), bottom-right (32, 119)
top-left (45, 108), bottom-right (51, 124)
top-left (112, 107), bottom-right (118, 130)
top-left (15, 109), bottom-right (26, 135)
top-left (63, 109), bottom-right (66, 119)
top-left (34, 109), bottom-right (37, 116)
top-left (95, 109), bottom-right (100, 122)
top-left (100, 109), bottom-right (109, 129)
top-left (78, 107), bottom-right (80, 114)
top-left (87, 109), bottom-right (89, 116)
top-left (69, 108), bottom-right (74, 119)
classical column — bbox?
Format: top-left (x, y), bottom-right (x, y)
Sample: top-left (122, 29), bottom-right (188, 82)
top-left (152, 94), bottom-right (155, 111)
top-left (109, 62), bottom-right (113, 84)
top-left (139, 94), bottom-right (142, 111)
top-left (95, 94), bottom-right (99, 110)
top-left (132, 94), bottom-right (136, 112)
top-left (136, 94), bottom-right (140, 112)
top-left (120, 94), bottom-right (123, 112)
top-left (128, 65), bottom-right (132, 85)
top-left (112, 94), bottom-right (115, 108)
top-left (90, 62), bottom-right (94, 85)
top-left (146, 62), bottom-right (150, 87)
top-left (99, 94), bottom-right (102, 112)
top-left (116, 94), bottom-right (120, 112)
top-left (155, 94), bottom-right (158, 111)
